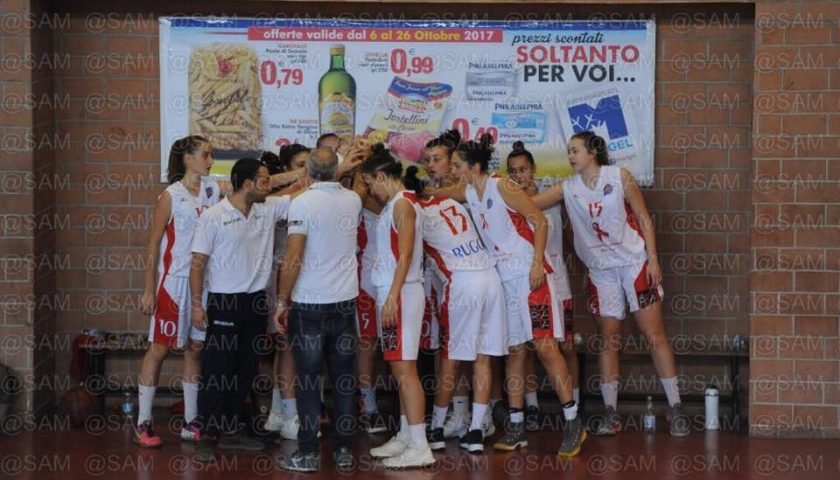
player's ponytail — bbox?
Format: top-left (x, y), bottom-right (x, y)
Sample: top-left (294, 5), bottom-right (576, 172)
top-left (403, 165), bottom-right (425, 196)
top-left (506, 141), bottom-right (536, 172)
top-left (455, 134), bottom-right (495, 172)
top-left (362, 143), bottom-right (403, 179)
top-left (570, 131), bottom-right (610, 166)
top-left (167, 135), bottom-right (208, 184)
top-left (425, 129), bottom-right (461, 155)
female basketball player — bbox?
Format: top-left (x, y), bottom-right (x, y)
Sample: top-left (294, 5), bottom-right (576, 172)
top-left (506, 141), bottom-right (580, 430)
top-left (363, 145), bottom-right (436, 469)
top-left (532, 131), bottom-right (689, 437)
top-left (402, 165), bottom-right (507, 454)
top-left (136, 136), bottom-right (220, 447)
top-left (427, 135), bottom-right (586, 458)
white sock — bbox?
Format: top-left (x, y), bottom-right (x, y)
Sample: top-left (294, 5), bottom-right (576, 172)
top-left (137, 385), bottom-right (155, 426)
top-left (525, 391), bottom-right (539, 409)
top-left (282, 398), bottom-right (297, 418)
top-left (360, 388), bottom-right (377, 413)
top-left (452, 396), bottom-right (469, 421)
top-left (397, 415), bottom-right (410, 443)
top-left (182, 382), bottom-right (199, 423)
top-left (601, 381), bottom-right (619, 409)
top-left (409, 423), bottom-right (429, 449)
top-left (573, 388), bottom-right (580, 404)
top-left (469, 403), bottom-right (488, 431)
top-left (271, 388), bottom-right (283, 415)
top-left (510, 410), bottom-right (524, 424)
top-left (660, 377), bottom-right (681, 407)
top-left (562, 401), bottom-right (578, 421)
top-left (432, 405), bottom-right (448, 429)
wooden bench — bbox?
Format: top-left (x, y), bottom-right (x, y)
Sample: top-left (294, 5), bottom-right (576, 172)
top-left (575, 335), bottom-right (749, 432)
top-left (79, 335), bottom-right (183, 397)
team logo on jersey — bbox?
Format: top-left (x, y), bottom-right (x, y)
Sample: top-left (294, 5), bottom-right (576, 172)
top-left (206, 186), bottom-right (213, 198)
top-left (592, 222), bottom-right (610, 241)
top-left (603, 184), bottom-right (613, 195)
top-left (486, 198), bottom-right (493, 209)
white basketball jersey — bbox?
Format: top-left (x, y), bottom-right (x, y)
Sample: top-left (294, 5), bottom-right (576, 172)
top-left (465, 174), bottom-right (553, 281)
top-left (357, 207), bottom-right (378, 274)
top-left (419, 196), bottom-right (494, 275)
top-left (372, 191), bottom-right (424, 288)
top-left (562, 165), bottom-right (648, 270)
top-left (158, 179), bottom-right (221, 277)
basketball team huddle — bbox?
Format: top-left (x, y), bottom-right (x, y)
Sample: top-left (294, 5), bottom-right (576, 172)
top-left (133, 128), bottom-right (689, 471)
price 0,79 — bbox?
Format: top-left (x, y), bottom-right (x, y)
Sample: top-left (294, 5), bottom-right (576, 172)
top-left (260, 61), bottom-right (303, 88)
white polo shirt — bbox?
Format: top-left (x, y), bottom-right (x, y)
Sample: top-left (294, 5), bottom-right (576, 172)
top-left (191, 195), bottom-right (291, 294)
top-left (287, 182), bottom-right (362, 304)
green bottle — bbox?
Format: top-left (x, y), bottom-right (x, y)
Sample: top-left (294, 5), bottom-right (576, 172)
top-left (319, 44), bottom-right (356, 137)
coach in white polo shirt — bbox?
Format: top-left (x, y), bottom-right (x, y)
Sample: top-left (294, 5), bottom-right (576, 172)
top-left (189, 157), bottom-right (290, 461)
top-left (274, 148), bottom-right (362, 472)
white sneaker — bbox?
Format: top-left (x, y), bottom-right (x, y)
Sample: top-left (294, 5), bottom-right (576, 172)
top-left (264, 412), bottom-right (286, 432)
top-left (443, 414), bottom-right (470, 439)
top-left (266, 414), bottom-right (321, 440)
top-left (370, 435), bottom-right (408, 459)
top-left (382, 445), bottom-right (436, 469)
top-left (481, 411), bottom-right (496, 438)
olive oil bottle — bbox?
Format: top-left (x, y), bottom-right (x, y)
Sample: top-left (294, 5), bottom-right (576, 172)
top-left (319, 44), bottom-right (356, 137)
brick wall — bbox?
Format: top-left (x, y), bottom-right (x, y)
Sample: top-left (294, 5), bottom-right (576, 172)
top-left (0, 0), bottom-right (57, 416)
top-left (749, 0), bottom-right (840, 438)
top-left (2, 0), bottom-right (837, 438)
top-left (45, 2), bottom-right (755, 410)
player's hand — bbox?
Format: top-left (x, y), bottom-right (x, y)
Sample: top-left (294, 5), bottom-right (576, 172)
top-left (648, 257), bottom-right (663, 288)
top-left (273, 301), bottom-right (288, 335)
top-left (140, 290), bottom-right (155, 316)
top-left (381, 295), bottom-right (399, 328)
top-left (529, 262), bottom-right (545, 291)
top-left (191, 305), bottom-right (207, 331)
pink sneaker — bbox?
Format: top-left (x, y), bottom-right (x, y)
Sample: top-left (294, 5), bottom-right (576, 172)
top-left (134, 422), bottom-right (163, 448)
top-left (180, 421), bottom-right (202, 443)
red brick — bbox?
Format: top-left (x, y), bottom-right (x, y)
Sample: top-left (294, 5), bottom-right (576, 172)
top-left (792, 406), bottom-right (837, 431)
top-left (783, 70), bottom-right (829, 91)
top-left (785, 24), bottom-right (832, 45)
top-left (752, 315), bottom-right (793, 336)
top-left (795, 316), bottom-right (839, 337)
top-left (778, 382), bottom-right (823, 404)
top-left (795, 272), bottom-right (839, 293)
top-left (752, 272), bottom-right (793, 292)
top-left (782, 115), bottom-right (827, 135)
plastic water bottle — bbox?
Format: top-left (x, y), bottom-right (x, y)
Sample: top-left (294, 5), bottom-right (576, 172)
top-left (705, 385), bottom-right (720, 430)
top-left (121, 392), bottom-right (135, 421)
top-left (643, 396), bottom-right (656, 433)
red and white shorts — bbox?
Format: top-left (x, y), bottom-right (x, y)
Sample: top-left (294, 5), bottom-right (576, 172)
top-left (548, 256), bottom-right (574, 343)
top-left (422, 265), bottom-right (444, 351)
top-left (149, 275), bottom-right (205, 348)
top-left (586, 260), bottom-right (664, 320)
top-left (357, 269), bottom-right (378, 339)
top-left (377, 282), bottom-right (425, 362)
top-left (439, 269), bottom-right (508, 361)
top-left (502, 273), bottom-right (564, 347)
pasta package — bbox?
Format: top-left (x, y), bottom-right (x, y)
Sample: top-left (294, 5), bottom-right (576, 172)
top-left (189, 43), bottom-right (261, 153)
top-left (364, 77), bottom-right (452, 163)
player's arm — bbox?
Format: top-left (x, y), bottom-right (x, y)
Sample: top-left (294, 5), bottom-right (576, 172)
top-left (277, 234), bottom-right (305, 305)
top-left (498, 178), bottom-right (548, 291)
top-left (381, 199), bottom-right (416, 327)
top-left (621, 168), bottom-right (661, 286)
top-left (140, 191), bottom-right (171, 315)
top-left (531, 181), bottom-right (564, 210)
top-left (424, 182), bottom-right (467, 203)
top-left (189, 252), bottom-right (209, 330)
